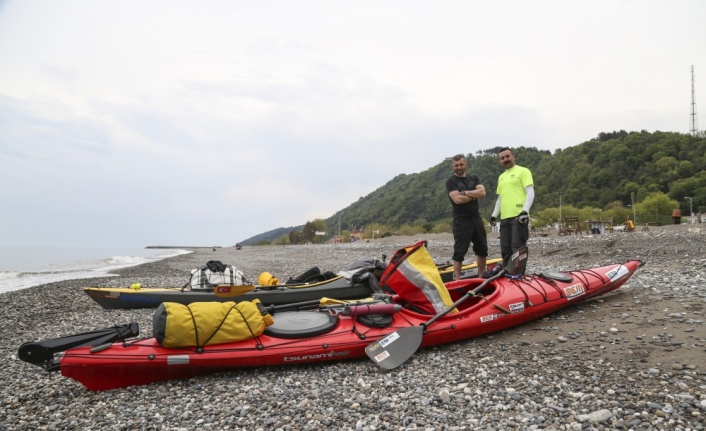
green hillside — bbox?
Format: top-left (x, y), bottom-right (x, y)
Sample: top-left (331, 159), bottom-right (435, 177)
top-left (242, 130), bottom-right (706, 245)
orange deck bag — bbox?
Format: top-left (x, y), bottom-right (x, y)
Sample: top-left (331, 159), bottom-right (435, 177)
top-left (153, 299), bottom-right (274, 348)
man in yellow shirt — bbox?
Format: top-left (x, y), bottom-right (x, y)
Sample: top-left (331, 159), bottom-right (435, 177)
top-left (626, 217), bottom-right (635, 232)
top-left (489, 148), bottom-right (534, 274)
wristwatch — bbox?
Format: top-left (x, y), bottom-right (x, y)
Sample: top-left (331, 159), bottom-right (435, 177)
top-left (460, 190), bottom-right (466, 196)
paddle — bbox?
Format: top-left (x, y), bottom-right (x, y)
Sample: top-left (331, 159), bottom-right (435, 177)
top-left (365, 246), bottom-right (528, 370)
top-left (213, 284), bottom-right (258, 297)
top-left (331, 303), bottom-right (402, 316)
top-left (262, 299), bottom-right (399, 315)
top-left (18, 323), bottom-right (140, 369)
top-left (507, 246), bottom-right (528, 277)
top-left (213, 277), bottom-right (343, 297)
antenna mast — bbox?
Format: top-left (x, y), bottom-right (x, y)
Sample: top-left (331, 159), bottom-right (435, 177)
top-left (691, 65), bottom-right (699, 136)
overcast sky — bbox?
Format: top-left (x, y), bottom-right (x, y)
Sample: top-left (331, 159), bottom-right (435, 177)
top-left (1, 1), bottom-right (704, 247)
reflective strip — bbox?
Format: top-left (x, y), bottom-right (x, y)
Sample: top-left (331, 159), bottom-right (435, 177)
top-left (167, 355), bottom-right (190, 365)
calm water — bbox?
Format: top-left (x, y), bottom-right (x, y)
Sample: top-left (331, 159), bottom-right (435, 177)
top-left (0, 246), bottom-right (191, 293)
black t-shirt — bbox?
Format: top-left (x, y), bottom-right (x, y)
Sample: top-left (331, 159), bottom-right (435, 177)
top-left (446, 174), bottom-right (482, 218)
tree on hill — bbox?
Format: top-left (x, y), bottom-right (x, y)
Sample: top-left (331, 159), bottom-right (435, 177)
top-left (239, 131), bottom-right (706, 244)
top-left (635, 192), bottom-right (680, 226)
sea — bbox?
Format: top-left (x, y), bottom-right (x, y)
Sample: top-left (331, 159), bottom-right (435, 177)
top-left (0, 246), bottom-right (192, 294)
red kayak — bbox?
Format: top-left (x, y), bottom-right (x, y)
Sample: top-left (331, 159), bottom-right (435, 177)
top-left (21, 258), bottom-right (643, 391)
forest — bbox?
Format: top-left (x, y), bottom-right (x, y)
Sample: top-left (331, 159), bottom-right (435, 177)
top-left (247, 131), bottom-right (706, 245)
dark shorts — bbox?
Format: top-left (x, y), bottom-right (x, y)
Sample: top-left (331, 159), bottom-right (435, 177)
top-left (452, 217), bottom-right (488, 262)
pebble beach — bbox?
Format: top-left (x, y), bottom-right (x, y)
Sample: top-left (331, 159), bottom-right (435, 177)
top-left (2, 225), bottom-right (705, 431)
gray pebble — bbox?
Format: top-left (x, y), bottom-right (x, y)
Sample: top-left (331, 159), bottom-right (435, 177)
top-left (2, 228), bottom-right (705, 430)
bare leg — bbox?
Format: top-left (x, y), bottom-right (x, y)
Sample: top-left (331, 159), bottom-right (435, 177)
top-left (477, 255), bottom-right (486, 277)
top-left (453, 260), bottom-right (462, 280)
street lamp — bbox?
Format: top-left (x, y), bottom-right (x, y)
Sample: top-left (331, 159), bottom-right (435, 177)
top-left (685, 197), bottom-right (693, 224)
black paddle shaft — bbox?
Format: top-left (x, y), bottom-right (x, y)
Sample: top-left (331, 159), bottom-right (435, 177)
top-left (423, 269), bottom-right (506, 329)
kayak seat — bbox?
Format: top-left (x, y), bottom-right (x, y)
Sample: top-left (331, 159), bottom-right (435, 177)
top-left (287, 266), bottom-right (321, 284)
top-left (447, 282), bottom-right (497, 311)
top-left (264, 311), bottom-right (338, 339)
top-left (286, 267), bottom-right (337, 284)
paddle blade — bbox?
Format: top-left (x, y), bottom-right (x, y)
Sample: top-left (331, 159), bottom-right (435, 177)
top-left (213, 285), bottom-right (257, 297)
top-left (506, 246), bottom-right (528, 276)
top-left (365, 326), bottom-right (424, 369)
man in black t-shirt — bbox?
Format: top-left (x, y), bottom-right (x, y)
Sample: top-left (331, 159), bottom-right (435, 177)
top-left (445, 154), bottom-right (488, 280)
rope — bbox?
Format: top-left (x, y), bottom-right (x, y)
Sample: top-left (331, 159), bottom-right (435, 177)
top-left (186, 306), bottom-right (200, 349)
top-left (180, 303), bottom-right (265, 352)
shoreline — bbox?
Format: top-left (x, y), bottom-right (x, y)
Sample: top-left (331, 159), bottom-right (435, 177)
top-left (2, 228), bottom-right (705, 429)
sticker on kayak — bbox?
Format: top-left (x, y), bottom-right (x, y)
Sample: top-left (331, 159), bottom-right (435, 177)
top-left (480, 313), bottom-right (501, 323)
top-left (378, 331), bottom-right (401, 348)
top-left (509, 302), bottom-right (525, 313)
top-left (373, 350), bottom-right (391, 363)
top-left (563, 283), bottom-right (586, 299)
top-left (605, 265), bottom-right (629, 281)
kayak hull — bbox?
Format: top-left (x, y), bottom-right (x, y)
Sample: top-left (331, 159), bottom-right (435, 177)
top-left (83, 260), bottom-right (501, 310)
top-left (60, 260), bottom-right (641, 391)
top-left (83, 276), bottom-right (370, 309)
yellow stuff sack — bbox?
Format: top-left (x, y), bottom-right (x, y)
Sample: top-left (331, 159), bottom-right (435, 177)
top-left (153, 299), bottom-right (274, 348)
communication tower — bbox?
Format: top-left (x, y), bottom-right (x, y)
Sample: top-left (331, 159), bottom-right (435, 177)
top-left (691, 65), bottom-right (699, 136)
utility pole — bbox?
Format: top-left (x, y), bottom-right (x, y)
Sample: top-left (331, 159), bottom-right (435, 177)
top-left (691, 65), bottom-right (699, 136)
top-left (370, 206), bottom-right (375, 239)
top-left (685, 197), bottom-right (693, 224)
top-left (630, 192), bottom-right (636, 224)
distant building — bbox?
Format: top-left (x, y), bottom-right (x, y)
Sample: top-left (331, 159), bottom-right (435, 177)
top-left (350, 227), bottom-right (365, 242)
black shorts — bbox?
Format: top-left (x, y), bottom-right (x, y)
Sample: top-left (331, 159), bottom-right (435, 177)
top-left (452, 217), bottom-right (488, 262)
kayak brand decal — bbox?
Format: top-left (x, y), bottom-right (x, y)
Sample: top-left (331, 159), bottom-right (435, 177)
top-left (509, 302), bottom-right (525, 314)
top-left (284, 351), bottom-right (350, 362)
top-left (563, 283), bottom-right (586, 299)
top-left (119, 295), bottom-right (159, 304)
top-left (605, 265), bottom-right (628, 282)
